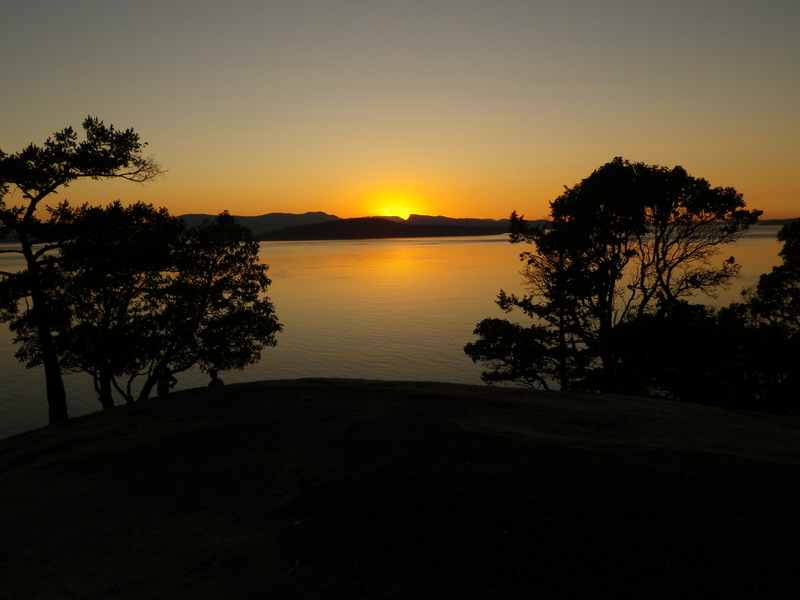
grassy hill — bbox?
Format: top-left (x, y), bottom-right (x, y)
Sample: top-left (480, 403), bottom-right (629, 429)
top-left (2, 379), bottom-right (799, 599)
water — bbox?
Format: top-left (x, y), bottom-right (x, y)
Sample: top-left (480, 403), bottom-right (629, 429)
top-left (0, 227), bottom-right (784, 439)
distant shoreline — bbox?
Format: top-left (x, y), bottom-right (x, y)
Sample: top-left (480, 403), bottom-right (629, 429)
top-left (257, 216), bottom-right (510, 242)
top-left (1, 214), bottom-right (794, 244)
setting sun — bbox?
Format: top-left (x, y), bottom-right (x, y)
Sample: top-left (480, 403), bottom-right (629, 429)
top-left (364, 189), bottom-right (431, 220)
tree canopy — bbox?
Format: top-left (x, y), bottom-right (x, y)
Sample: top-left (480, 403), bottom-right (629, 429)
top-left (466, 157), bottom-right (762, 393)
top-left (9, 206), bottom-right (282, 410)
top-left (746, 218), bottom-right (800, 331)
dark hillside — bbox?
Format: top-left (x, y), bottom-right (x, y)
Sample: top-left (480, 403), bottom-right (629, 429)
top-left (258, 217), bottom-right (508, 241)
top-left (2, 379), bottom-right (799, 599)
top-left (179, 211), bottom-right (340, 234)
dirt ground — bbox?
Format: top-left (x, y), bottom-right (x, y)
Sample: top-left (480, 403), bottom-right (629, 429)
top-left (2, 379), bottom-right (800, 599)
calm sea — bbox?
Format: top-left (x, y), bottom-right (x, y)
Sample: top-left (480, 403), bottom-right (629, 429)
top-left (0, 226), bottom-right (784, 438)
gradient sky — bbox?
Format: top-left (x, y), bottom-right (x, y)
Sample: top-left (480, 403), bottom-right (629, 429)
top-left (2, 1), bottom-right (798, 219)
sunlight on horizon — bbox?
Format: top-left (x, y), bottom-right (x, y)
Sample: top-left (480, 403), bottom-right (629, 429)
top-left (363, 189), bottom-right (433, 220)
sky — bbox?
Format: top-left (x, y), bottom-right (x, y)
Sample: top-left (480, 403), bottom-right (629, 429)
top-left (2, 0), bottom-right (799, 220)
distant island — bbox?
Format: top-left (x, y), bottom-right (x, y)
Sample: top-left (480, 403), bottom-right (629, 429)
top-left (178, 211), bottom-right (339, 235)
top-left (257, 215), bottom-right (513, 241)
top-left (179, 212), bottom-right (515, 241)
top-left (1, 212), bottom-right (791, 244)
top-left (177, 212), bottom-right (798, 242)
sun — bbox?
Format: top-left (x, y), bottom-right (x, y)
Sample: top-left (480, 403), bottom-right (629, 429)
top-left (364, 189), bottom-right (429, 220)
top-left (378, 202), bottom-right (414, 220)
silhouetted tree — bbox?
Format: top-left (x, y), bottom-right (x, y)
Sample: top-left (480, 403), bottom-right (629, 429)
top-left (10, 209), bottom-right (282, 408)
top-left (131, 213), bottom-right (282, 402)
top-left (0, 118), bottom-right (161, 424)
top-left (613, 300), bottom-right (799, 413)
top-left (746, 218), bottom-right (800, 332)
top-left (464, 319), bottom-right (559, 389)
top-left (466, 158), bottom-right (761, 391)
top-left (725, 218), bottom-right (800, 412)
top-left (10, 202), bottom-right (180, 409)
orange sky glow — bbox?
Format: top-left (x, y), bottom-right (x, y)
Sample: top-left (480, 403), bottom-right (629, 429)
top-left (3, 2), bottom-right (799, 221)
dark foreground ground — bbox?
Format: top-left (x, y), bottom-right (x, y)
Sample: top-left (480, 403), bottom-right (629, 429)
top-left (2, 379), bottom-right (800, 599)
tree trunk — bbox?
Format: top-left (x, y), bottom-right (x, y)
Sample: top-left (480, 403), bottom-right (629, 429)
top-left (97, 370), bottom-right (115, 411)
top-left (556, 310), bottom-right (570, 391)
top-left (30, 281), bottom-right (69, 425)
top-left (138, 375), bottom-right (158, 402)
top-left (21, 235), bottom-right (69, 425)
top-left (42, 342), bottom-right (69, 424)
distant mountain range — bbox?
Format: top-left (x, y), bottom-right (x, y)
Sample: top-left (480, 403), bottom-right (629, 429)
top-left (179, 212), bottom-right (514, 240)
top-left (178, 212), bottom-right (798, 242)
top-left (178, 211), bottom-right (340, 234)
top-left (2, 212), bottom-right (788, 244)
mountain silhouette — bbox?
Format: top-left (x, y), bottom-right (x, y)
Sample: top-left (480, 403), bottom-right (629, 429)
top-left (179, 211), bottom-right (340, 235)
top-left (257, 216), bottom-right (510, 241)
top-left (178, 212), bottom-right (515, 240)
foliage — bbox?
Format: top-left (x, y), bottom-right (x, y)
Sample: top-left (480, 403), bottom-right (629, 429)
top-left (10, 207), bottom-right (282, 408)
top-left (745, 218), bottom-right (800, 332)
top-left (464, 319), bottom-right (558, 389)
top-left (10, 202), bottom-right (180, 408)
top-left (465, 157), bottom-right (761, 393)
top-left (614, 301), bottom-right (799, 413)
top-left (0, 117), bottom-right (162, 424)
top-left (131, 212), bottom-right (282, 402)
top-left (716, 217), bottom-right (800, 413)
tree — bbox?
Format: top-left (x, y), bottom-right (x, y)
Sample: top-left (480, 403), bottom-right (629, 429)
top-left (612, 221), bottom-right (800, 413)
top-left (10, 208), bottom-right (282, 409)
top-left (0, 117), bottom-right (161, 424)
top-left (130, 212), bottom-right (282, 402)
top-left (726, 218), bottom-right (800, 412)
top-left (745, 218), bottom-right (800, 332)
top-left (466, 158), bottom-right (761, 391)
top-left (464, 319), bottom-right (559, 390)
top-left (612, 300), bottom-right (799, 413)
top-left (10, 201), bottom-right (181, 410)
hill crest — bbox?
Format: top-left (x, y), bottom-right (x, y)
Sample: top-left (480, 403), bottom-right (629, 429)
top-left (2, 379), bottom-right (799, 598)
